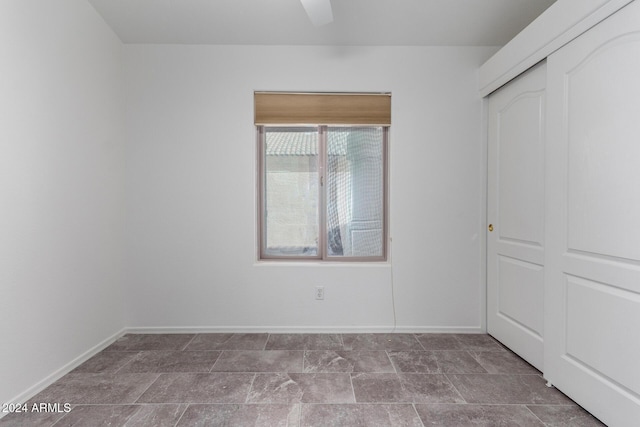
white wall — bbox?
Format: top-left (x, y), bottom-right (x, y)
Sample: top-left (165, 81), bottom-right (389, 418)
top-left (124, 45), bottom-right (497, 331)
top-left (0, 0), bottom-right (125, 406)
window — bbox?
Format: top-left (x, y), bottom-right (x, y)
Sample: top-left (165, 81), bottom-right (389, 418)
top-left (255, 92), bottom-right (390, 261)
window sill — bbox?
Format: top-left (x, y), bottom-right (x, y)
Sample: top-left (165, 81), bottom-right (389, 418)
top-left (253, 260), bottom-right (391, 268)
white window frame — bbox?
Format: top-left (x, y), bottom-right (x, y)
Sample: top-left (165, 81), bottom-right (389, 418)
top-left (257, 125), bottom-right (389, 262)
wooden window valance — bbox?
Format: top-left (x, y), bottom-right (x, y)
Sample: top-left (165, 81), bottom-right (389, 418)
top-left (254, 92), bottom-right (391, 126)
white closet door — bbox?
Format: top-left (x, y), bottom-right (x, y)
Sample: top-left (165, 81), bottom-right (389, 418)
top-left (545, 1), bottom-right (640, 425)
top-left (487, 62), bottom-right (546, 371)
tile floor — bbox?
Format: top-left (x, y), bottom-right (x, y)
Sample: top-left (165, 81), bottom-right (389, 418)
top-left (0, 333), bottom-right (606, 426)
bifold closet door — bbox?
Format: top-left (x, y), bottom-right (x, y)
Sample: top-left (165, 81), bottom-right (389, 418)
top-left (487, 61), bottom-right (546, 371)
top-left (545, 1), bottom-right (640, 425)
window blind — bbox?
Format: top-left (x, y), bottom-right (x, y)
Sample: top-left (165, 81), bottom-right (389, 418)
top-left (254, 92), bottom-right (391, 126)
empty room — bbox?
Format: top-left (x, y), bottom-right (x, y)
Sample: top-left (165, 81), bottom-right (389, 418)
top-left (1, 0), bottom-right (639, 425)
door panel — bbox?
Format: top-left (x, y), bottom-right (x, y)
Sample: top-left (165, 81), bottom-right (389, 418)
top-left (565, 276), bottom-right (640, 394)
top-left (497, 256), bottom-right (544, 338)
top-left (545, 1), bottom-right (640, 425)
top-left (487, 61), bottom-right (546, 371)
top-left (565, 30), bottom-right (640, 261)
top-left (497, 95), bottom-right (545, 246)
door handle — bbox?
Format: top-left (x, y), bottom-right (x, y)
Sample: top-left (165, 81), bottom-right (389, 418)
top-left (488, 224), bottom-right (494, 232)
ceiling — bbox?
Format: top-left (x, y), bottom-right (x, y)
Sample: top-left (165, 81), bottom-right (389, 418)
top-left (88, 0), bottom-right (556, 46)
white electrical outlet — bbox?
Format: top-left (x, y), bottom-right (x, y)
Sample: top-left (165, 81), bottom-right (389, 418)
top-left (315, 286), bottom-right (324, 300)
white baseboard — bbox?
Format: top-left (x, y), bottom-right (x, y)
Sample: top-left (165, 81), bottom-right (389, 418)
top-left (0, 327), bottom-right (127, 420)
top-left (392, 326), bottom-right (484, 334)
top-left (123, 325), bottom-right (484, 334)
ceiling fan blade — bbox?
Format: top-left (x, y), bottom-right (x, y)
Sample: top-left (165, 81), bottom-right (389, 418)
top-left (300, 0), bottom-right (333, 26)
